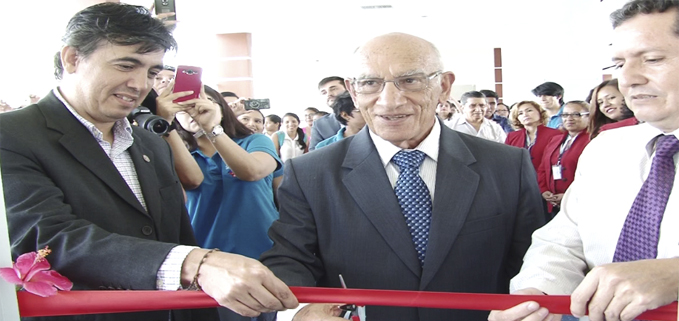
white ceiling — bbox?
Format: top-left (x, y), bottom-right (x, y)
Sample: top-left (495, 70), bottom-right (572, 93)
top-left (0, 0), bottom-right (631, 107)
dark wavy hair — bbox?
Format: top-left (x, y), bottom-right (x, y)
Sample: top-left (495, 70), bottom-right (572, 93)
top-left (331, 92), bottom-right (356, 125)
top-left (282, 113), bottom-right (306, 151)
top-left (54, 3), bottom-right (176, 79)
top-left (531, 82), bottom-right (565, 105)
top-left (587, 79), bottom-right (634, 139)
top-left (612, 0), bottom-right (679, 34)
top-left (175, 85), bottom-right (252, 152)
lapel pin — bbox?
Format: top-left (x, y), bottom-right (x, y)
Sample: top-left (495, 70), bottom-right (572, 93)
top-left (143, 155), bottom-right (151, 163)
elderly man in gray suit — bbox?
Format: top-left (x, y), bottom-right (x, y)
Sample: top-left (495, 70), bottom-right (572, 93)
top-left (259, 32), bottom-right (545, 321)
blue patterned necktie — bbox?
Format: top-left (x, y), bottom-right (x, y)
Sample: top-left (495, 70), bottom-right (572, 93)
top-left (613, 135), bottom-right (679, 262)
top-left (392, 150), bottom-right (432, 266)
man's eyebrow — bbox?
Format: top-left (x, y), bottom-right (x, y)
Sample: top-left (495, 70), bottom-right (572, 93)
top-left (111, 57), bottom-right (163, 70)
top-left (111, 57), bottom-right (143, 65)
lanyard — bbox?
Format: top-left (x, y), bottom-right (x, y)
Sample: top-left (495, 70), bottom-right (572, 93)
top-left (557, 135), bottom-right (577, 165)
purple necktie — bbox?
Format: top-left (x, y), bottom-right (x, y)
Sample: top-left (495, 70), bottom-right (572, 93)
top-left (613, 135), bottom-right (679, 262)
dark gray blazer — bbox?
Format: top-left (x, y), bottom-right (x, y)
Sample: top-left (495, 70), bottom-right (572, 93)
top-left (309, 113), bottom-right (342, 150)
top-left (0, 92), bottom-right (216, 321)
top-left (261, 124), bottom-right (545, 321)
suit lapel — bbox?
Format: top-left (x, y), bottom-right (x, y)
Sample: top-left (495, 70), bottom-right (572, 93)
top-left (420, 125), bottom-right (480, 289)
top-left (41, 92), bottom-right (149, 216)
top-left (129, 133), bottom-right (162, 226)
top-left (341, 128), bottom-right (422, 277)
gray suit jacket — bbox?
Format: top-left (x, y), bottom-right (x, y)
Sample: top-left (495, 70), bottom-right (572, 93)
top-left (309, 113), bottom-right (342, 150)
top-left (0, 92), bottom-right (217, 321)
top-left (261, 124), bottom-right (544, 320)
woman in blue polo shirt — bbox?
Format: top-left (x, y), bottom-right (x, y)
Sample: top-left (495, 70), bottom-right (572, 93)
top-left (172, 85), bottom-right (282, 259)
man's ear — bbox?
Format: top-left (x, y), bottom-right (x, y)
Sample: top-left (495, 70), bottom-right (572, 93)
top-left (61, 46), bottom-right (80, 74)
top-left (340, 111), bottom-right (351, 122)
top-left (439, 72), bottom-right (455, 104)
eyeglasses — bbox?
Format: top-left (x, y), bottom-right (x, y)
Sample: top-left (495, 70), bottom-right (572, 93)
top-left (560, 112), bottom-right (590, 119)
top-left (351, 71), bottom-right (443, 95)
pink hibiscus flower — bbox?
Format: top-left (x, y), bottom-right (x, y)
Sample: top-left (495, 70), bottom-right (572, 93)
top-left (0, 246), bottom-right (72, 297)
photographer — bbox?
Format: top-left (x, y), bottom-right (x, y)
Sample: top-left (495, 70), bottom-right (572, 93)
top-left (169, 85), bottom-right (283, 320)
top-left (155, 80), bottom-right (205, 189)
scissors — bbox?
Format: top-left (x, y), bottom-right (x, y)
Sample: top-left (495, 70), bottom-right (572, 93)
top-left (338, 274), bottom-right (366, 321)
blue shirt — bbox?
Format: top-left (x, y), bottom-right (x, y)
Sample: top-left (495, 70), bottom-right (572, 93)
top-left (185, 133), bottom-right (282, 259)
top-left (315, 127), bottom-right (346, 149)
top-left (491, 114), bottom-right (514, 133)
top-left (546, 105), bottom-right (564, 129)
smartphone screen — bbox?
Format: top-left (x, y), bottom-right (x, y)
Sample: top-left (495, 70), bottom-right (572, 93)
top-left (173, 66), bottom-right (202, 103)
top-left (154, 0), bottom-right (176, 20)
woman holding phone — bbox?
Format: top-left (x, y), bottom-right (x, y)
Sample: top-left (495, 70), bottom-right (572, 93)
top-left (157, 84), bottom-right (282, 263)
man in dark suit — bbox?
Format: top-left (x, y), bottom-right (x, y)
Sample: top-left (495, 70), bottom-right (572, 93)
top-left (259, 32), bottom-right (545, 321)
top-left (0, 3), bottom-right (296, 321)
top-left (309, 77), bottom-right (344, 150)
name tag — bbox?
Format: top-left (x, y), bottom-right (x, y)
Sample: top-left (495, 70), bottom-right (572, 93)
top-left (552, 165), bottom-right (563, 180)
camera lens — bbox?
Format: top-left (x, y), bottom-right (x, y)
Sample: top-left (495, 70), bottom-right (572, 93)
top-left (129, 107), bottom-right (172, 136)
top-left (144, 117), bottom-right (170, 135)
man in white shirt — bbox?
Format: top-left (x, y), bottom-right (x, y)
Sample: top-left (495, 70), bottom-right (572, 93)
top-left (447, 91), bottom-right (507, 143)
top-left (489, 1), bottom-right (679, 320)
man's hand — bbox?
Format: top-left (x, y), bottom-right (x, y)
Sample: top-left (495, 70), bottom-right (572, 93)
top-left (183, 249), bottom-right (298, 317)
top-left (488, 288), bottom-right (561, 321)
top-left (293, 303), bottom-right (346, 321)
top-left (570, 258), bottom-right (679, 321)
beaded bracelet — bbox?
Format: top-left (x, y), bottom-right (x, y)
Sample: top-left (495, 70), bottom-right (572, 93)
top-left (187, 248), bottom-right (219, 291)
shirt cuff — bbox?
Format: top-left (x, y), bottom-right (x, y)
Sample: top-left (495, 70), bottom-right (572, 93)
top-left (156, 245), bottom-right (199, 290)
top-left (276, 303), bottom-right (308, 321)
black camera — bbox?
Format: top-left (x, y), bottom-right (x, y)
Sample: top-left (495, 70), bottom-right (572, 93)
top-left (129, 107), bottom-right (173, 136)
top-left (127, 89), bottom-right (174, 136)
top-left (243, 98), bottom-right (271, 110)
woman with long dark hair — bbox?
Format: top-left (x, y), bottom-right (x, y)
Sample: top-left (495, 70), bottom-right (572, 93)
top-left (587, 79), bottom-right (636, 139)
top-left (271, 112), bottom-right (308, 162)
top-left (168, 85), bottom-right (282, 263)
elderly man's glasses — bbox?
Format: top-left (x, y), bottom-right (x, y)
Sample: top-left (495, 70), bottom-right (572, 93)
top-left (560, 112), bottom-right (590, 119)
top-left (351, 71), bottom-right (443, 95)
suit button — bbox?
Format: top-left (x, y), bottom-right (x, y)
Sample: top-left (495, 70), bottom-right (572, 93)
top-left (142, 226), bottom-right (153, 235)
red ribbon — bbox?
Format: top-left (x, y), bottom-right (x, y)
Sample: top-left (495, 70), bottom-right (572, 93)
top-left (17, 287), bottom-right (677, 320)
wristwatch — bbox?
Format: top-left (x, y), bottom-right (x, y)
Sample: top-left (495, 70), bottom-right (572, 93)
top-left (207, 124), bottom-right (224, 142)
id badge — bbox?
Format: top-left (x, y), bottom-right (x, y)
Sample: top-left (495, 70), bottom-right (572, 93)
top-left (552, 165), bottom-right (563, 180)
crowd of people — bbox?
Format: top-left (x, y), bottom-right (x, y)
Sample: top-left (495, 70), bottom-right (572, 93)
top-left (2, 1), bottom-right (679, 321)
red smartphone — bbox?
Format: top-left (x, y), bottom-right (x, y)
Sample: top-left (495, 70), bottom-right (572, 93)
top-left (173, 65), bottom-right (202, 103)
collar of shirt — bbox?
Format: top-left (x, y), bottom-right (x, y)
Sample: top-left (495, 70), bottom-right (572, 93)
top-left (53, 87), bottom-right (134, 144)
top-left (369, 118), bottom-right (441, 168)
top-left (455, 116), bottom-right (491, 128)
top-left (551, 105), bottom-right (564, 118)
top-left (637, 122), bottom-right (679, 157)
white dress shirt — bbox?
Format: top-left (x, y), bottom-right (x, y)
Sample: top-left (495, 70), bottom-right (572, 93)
top-left (511, 123), bottom-right (679, 320)
top-left (277, 131), bottom-right (306, 163)
top-left (369, 119), bottom-right (440, 201)
top-left (54, 88), bottom-right (195, 291)
top-left (446, 114), bottom-right (507, 143)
